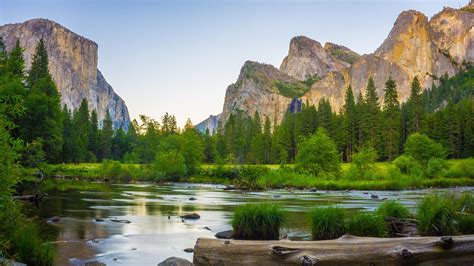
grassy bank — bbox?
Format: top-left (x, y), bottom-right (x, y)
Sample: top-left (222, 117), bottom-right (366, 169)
top-left (35, 158), bottom-right (474, 191)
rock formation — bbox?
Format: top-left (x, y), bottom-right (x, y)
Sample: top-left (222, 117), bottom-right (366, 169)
top-left (195, 114), bottom-right (221, 134)
top-left (0, 18), bottom-right (130, 129)
top-left (218, 5), bottom-right (473, 128)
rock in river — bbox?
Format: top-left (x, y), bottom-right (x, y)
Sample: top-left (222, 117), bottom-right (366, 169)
top-left (183, 248), bottom-right (194, 253)
top-left (215, 230), bottom-right (233, 239)
top-left (181, 213), bottom-right (200, 219)
top-left (158, 257), bottom-right (193, 266)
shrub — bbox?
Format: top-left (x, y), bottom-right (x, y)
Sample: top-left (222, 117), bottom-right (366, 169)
top-left (345, 213), bottom-right (387, 237)
top-left (376, 200), bottom-right (411, 218)
top-left (425, 158), bottom-right (447, 178)
top-left (445, 159), bottom-right (474, 179)
top-left (101, 160), bottom-right (122, 179)
top-left (457, 192), bottom-right (474, 214)
top-left (309, 207), bottom-right (346, 240)
top-left (346, 147), bottom-right (377, 180)
top-left (457, 215), bottom-right (474, 234)
top-left (154, 150), bottom-right (187, 180)
top-left (404, 133), bottom-right (445, 166)
top-left (417, 194), bottom-right (458, 236)
top-left (231, 203), bottom-right (285, 240)
top-left (296, 128), bottom-right (340, 176)
top-left (392, 155), bottom-right (422, 176)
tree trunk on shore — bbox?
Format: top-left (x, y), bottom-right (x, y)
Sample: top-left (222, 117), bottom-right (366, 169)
top-left (193, 234), bottom-right (474, 265)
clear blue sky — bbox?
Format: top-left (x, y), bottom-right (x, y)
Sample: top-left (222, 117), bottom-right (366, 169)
top-left (0, 0), bottom-right (465, 126)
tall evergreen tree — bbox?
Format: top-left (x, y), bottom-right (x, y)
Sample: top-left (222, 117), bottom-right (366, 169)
top-left (407, 76), bottom-right (424, 134)
top-left (88, 110), bottom-right (100, 160)
top-left (364, 77), bottom-right (381, 153)
top-left (263, 116), bottom-right (272, 164)
top-left (381, 76), bottom-right (400, 160)
top-left (99, 111), bottom-right (113, 160)
top-left (342, 86), bottom-right (357, 161)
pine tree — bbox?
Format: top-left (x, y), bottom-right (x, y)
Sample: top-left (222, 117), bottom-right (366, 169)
top-left (342, 86), bottom-right (357, 161)
top-left (364, 77), bottom-right (381, 153)
top-left (263, 116), bottom-right (272, 164)
top-left (88, 110), bottom-right (100, 160)
top-left (6, 40), bottom-right (25, 79)
top-left (99, 111), bottom-right (113, 160)
top-left (407, 76), bottom-right (424, 134)
top-left (21, 38), bottom-right (63, 162)
top-left (381, 76), bottom-right (400, 160)
top-left (71, 98), bottom-right (90, 162)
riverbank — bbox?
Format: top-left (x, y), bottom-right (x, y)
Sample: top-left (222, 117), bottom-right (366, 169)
top-left (33, 158), bottom-right (474, 191)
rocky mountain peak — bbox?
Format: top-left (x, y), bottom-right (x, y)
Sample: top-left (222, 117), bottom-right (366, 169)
top-left (280, 36), bottom-right (352, 81)
top-left (0, 18), bottom-right (130, 129)
top-left (324, 42), bottom-right (361, 65)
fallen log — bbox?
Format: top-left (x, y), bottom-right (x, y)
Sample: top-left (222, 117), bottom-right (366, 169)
top-left (193, 234), bottom-right (474, 265)
top-left (14, 193), bottom-right (47, 203)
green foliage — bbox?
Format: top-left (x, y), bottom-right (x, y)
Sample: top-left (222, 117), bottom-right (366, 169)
top-left (296, 128), bottom-right (340, 175)
top-left (425, 158), bottom-right (447, 178)
top-left (309, 207), bottom-right (346, 240)
top-left (346, 147), bottom-right (377, 180)
top-left (382, 76), bottom-right (400, 160)
top-left (11, 223), bottom-right (55, 266)
top-left (345, 213), bottom-right (387, 237)
top-left (231, 203), bottom-right (285, 240)
top-left (404, 133), bottom-right (446, 166)
top-left (154, 150), bottom-right (187, 180)
top-left (274, 80), bottom-right (310, 98)
top-left (392, 155), bottom-right (423, 176)
top-left (417, 193), bottom-right (458, 236)
top-left (376, 200), bottom-right (411, 218)
top-left (457, 215), bottom-right (474, 234)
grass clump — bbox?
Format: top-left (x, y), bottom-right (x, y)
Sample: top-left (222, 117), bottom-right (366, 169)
top-left (11, 223), bottom-right (55, 266)
top-left (457, 215), bottom-right (474, 234)
top-left (309, 207), bottom-right (346, 240)
top-left (417, 193), bottom-right (458, 236)
top-left (231, 203), bottom-right (285, 240)
top-left (376, 200), bottom-right (411, 219)
top-left (345, 213), bottom-right (388, 237)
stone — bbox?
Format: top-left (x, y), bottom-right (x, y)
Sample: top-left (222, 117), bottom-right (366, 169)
top-left (49, 216), bottom-right (61, 222)
top-left (371, 194), bottom-right (379, 199)
top-left (111, 219), bottom-right (131, 224)
top-left (85, 261), bottom-right (106, 266)
top-left (95, 218), bottom-right (105, 222)
top-left (181, 213), bottom-right (200, 219)
top-left (215, 230), bottom-right (233, 239)
top-left (157, 257), bottom-right (193, 266)
top-left (183, 248), bottom-right (194, 253)
top-left (0, 19), bottom-right (130, 129)
top-left (188, 197), bottom-right (197, 201)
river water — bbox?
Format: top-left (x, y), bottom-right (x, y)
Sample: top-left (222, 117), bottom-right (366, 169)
top-left (27, 183), bottom-right (473, 266)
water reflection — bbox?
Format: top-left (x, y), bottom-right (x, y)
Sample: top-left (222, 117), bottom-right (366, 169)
top-left (27, 183), bottom-right (473, 266)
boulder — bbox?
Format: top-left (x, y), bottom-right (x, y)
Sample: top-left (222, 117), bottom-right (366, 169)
top-left (157, 257), bottom-right (193, 266)
top-left (181, 213), bottom-right (200, 220)
top-left (215, 230), bottom-right (233, 239)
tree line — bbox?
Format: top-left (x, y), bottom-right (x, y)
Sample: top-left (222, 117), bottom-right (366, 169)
top-left (1, 37), bottom-right (473, 171)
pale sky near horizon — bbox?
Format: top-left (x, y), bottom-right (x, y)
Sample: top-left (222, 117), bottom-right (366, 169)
top-left (0, 0), bottom-right (466, 126)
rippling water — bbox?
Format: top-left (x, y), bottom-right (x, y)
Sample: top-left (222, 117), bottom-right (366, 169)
top-left (27, 183), bottom-right (473, 266)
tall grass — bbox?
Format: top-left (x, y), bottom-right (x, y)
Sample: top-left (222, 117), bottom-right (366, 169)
top-left (11, 223), bottom-right (55, 266)
top-left (417, 193), bottom-right (458, 236)
top-left (309, 207), bottom-right (346, 240)
top-left (345, 213), bottom-right (388, 237)
top-left (231, 203), bottom-right (285, 240)
top-left (376, 200), bottom-right (411, 218)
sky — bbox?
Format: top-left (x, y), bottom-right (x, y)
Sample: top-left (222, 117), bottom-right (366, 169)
top-left (0, 0), bottom-right (466, 126)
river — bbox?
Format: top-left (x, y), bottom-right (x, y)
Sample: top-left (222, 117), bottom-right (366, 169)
top-left (27, 183), bottom-right (473, 266)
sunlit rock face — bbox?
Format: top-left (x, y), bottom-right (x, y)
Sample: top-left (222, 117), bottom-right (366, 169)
top-left (218, 6), bottom-right (473, 128)
top-left (0, 18), bottom-right (130, 129)
top-left (196, 114), bottom-right (221, 134)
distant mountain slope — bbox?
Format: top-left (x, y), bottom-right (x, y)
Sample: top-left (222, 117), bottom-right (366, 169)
top-left (195, 114), bottom-right (221, 134)
top-left (0, 18), bottom-right (130, 129)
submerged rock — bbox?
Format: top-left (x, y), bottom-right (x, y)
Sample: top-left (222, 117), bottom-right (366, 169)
top-left (158, 257), bottom-right (193, 266)
top-left (371, 194), bottom-right (379, 199)
top-left (49, 216), bottom-right (61, 223)
top-left (85, 261), bottom-right (106, 266)
top-left (215, 230), bottom-right (233, 239)
top-left (95, 218), bottom-right (105, 222)
top-left (181, 213), bottom-right (200, 220)
top-left (183, 248), bottom-right (194, 253)
top-left (188, 197), bottom-right (197, 201)
top-left (111, 219), bottom-right (131, 224)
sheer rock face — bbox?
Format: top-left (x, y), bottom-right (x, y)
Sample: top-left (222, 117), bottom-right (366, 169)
top-left (279, 36), bottom-right (357, 80)
top-left (0, 18), bottom-right (130, 129)
top-left (219, 61), bottom-right (295, 127)
top-left (219, 6), bottom-right (472, 128)
top-left (303, 8), bottom-right (472, 112)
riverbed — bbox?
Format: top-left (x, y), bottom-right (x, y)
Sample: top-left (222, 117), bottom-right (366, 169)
top-left (28, 183), bottom-right (473, 265)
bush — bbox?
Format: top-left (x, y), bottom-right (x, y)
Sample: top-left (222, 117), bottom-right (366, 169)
top-left (444, 159), bottom-right (474, 179)
top-left (101, 160), bottom-right (123, 179)
top-left (346, 147), bottom-right (377, 180)
top-left (345, 213), bottom-right (387, 237)
top-left (457, 215), bottom-right (474, 234)
top-left (393, 155), bottom-right (422, 176)
top-left (296, 128), bottom-right (340, 176)
top-left (417, 194), bottom-right (458, 236)
top-left (425, 158), bottom-right (447, 178)
top-left (404, 133), bottom-right (445, 166)
top-left (309, 207), bottom-right (346, 240)
top-left (231, 203), bottom-right (285, 240)
top-left (376, 200), bottom-right (411, 218)
top-left (154, 150), bottom-right (187, 180)
top-left (457, 192), bottom-right (474, 214)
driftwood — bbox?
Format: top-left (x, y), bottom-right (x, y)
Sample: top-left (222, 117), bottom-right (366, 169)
top-left (193, 234), bottom-right (474, 265)
top-left (385, 216), bottom-right (420, 237)
top-left (14, 193), bottom-right (47, 205)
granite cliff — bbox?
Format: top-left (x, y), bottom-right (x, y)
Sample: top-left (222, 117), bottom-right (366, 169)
top-left (217, 4), bottom-right (473, 128)
top-left (0, 18), bottom-right (130, 129)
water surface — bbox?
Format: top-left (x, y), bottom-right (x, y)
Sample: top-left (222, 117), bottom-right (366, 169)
top-left (28, 183), bottom-right (474, 265)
